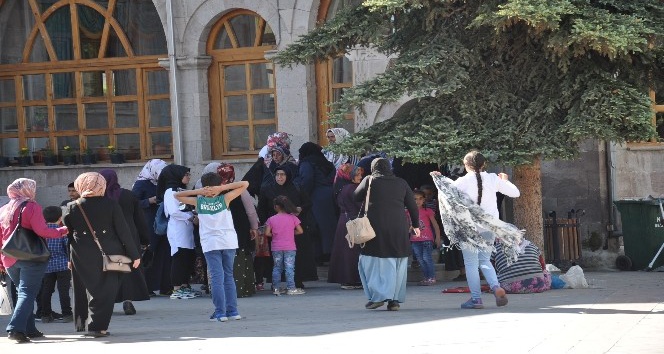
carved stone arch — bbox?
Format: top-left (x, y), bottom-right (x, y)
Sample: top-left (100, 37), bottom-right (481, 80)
top-left (182, 0), bottom-right (281, 56)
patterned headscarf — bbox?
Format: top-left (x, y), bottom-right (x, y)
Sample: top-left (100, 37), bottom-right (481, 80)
top-left (75, 172), bottom-right (107, 198)
top-left (99, 169), bottom-right (121, 201)
top-left (266, 132), bottom-right (292, 150)
top-left (1, 178), bottom-right (37, 228)
top-left (217, 163), bottom-right (235, 185)
top-left (194, 162), bottom-right (222, 189)
top-left (136, 159), bottom-right (168, 185)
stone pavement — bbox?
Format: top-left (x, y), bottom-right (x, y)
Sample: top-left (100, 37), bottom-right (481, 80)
top-left (1, 270), bottom-right (663, 354)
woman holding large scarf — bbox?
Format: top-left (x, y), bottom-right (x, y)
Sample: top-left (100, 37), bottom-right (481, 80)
top-left (430, 150), bottom-right (522, 310)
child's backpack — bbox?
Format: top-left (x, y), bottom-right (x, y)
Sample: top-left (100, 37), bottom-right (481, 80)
top-left (154, 202), bottom-right (169, 235)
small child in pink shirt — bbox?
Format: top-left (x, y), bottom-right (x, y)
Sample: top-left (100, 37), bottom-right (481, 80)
top-left (265, 195), bottom-right (304, 295)
top-left (409, 191), bottom-right (441, 285)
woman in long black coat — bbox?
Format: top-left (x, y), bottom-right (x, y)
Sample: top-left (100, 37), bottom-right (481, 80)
top-left (64, 172), bottom-right (141, 337)
top-left (353, 158), bottom-right (419, 311)
top-left (100, 169), bottom-right (150, 315)
top-left (131, 159), bottom-right (172, 296)
top-left (258, 166), bottom-right (318, 288)
top-left (294, 142), bottom-right (337, 263)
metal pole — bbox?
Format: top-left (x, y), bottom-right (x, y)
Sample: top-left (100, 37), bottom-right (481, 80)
top-left (166, 0), bottom-right (183, 165)
top-left (550, 211), bottom-right (561, 265)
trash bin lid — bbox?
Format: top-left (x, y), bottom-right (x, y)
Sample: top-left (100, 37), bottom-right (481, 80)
top-left (614, 198), bottom-right (663, 206)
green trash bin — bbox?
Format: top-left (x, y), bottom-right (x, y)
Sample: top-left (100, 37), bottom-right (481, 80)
top-left (614, 199), bottom-right (664, 271)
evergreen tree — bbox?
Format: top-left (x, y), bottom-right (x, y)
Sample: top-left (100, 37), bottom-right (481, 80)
top-left (275, 0), bottom-right (664, 248)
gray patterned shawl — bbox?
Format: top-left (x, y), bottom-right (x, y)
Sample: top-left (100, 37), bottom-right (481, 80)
top-left (430, 173), bottom-right (524, 265)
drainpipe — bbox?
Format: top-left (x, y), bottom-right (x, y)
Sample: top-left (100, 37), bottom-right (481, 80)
top-left (166, 0), bottom-right (183, 165)
top-left (604, 141), bottom-right (620, 249)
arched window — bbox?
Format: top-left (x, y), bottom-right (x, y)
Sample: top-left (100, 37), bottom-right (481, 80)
top-left (315, 0), bottom-right (361, 145)
top-left (207, 10), bottom-right (277, 159)
top-left (0, 0), bottom-right (169, 164)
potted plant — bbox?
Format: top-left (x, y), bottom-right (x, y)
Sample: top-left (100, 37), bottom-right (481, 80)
top-left (108, 145), bottom-right (124, 164)
top-left (62, 146), bottom-right (77, 165)
top-left (81, 145), bottom-right (97, 165)
top-left (17, 147), bottom-right (31, 167)
top-left (42, 148), bottom-right (58, 166)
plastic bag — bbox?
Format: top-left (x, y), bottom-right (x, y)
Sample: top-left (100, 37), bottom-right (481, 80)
top-left (550, 274), bottom-right (566, 289)
top-left (559, 265), bottom-right (589, 288)
top-left (1, 274), bottom-right (13, 315)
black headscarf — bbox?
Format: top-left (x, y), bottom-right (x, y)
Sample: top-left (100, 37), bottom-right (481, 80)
top-left (357, 153), bottom-right (381, 178)
top-left (298, 142), bottom-right (335, 177)
top-left (371, 158), bottom-right (394, 178)
top-left (156, 164), bottom-right (189, 201)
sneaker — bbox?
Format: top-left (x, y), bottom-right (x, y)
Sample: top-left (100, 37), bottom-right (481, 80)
top-left (209, 311), bottom-right (228, 322)
top-left (461, 298), bottom-right (484, 309)
top-left (181, 286), bottom-right (202, 297)
top-left (228, 315), bottom-right (242, 320)
top-left (41, 314), bottom-right (54, 323)
top-left (255, 283), bottom-right (264, 291)
top-left (387, 300), bottom-right (400, 311)
top-left (8, 331), bottom-right (30, 343)
top-left (272, 287), bottom-right (284, 296)
top-left (493, 286), bottom-right (508, 307)
top-left (286, 288), bottom-right (305, 295)
top-left (60, 314), bottom-right (73, 323)
top-left (452, 274), bottom-right (467, 281)
top-left (170, 288), bottom-right (196, 299)
top-left (428, 278), bottom-right (437, 284)
top-left (123, 300), bottom-right (136, 315)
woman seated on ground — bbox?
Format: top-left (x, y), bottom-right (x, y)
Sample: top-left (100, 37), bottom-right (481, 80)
top-left (491, 239), bottom-right (551, 294)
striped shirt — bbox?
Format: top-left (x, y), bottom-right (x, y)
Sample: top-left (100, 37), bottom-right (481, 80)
top-left (45, 223), bottom-right (69, 273)
top-left (491, 243), bottom-right (543, 284)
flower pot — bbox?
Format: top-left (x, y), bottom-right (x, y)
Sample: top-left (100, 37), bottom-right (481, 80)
top-left (81, 153), bottom-right (97, 165)
top-left (110, 153), bottom-right (124, 164)
top-left (0, 156), bottom-right (10, 167)
top-left (44, 155), bottom-right (58, 166)
top-left (63, 155), bottom-right (78, 166)
top-left (17, 156), bottom-right (31, 167)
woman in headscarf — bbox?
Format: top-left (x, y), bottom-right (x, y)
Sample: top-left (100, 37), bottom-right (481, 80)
top-left (258, 166), bottom-right (318, 290)
top-left (295, 142), bottom-right (337, 264)
top-left (131, 159), bottom-right (171, 297)
top-left (1, 179), bottom-right (68, 343)
top-left (64, 172), bottom-right (140, 337)
top-left (323, 128), bottom-right (359, 169)
top-left (261, 144), bottom-right (299, 192)
top-left (156, 164), bottom-right (198, 299)
top-left (214, 163), bottom-right (259, 297)
top-left (328, 164), bottom-right (365, 289)
top-left (99, 169), bottom-right (150, 315)
top-left (353, 158), bottom-right (420, 311)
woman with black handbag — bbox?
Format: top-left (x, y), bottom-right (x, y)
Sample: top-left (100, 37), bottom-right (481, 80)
top-left (0, 178), bottom-right (68, 343)
top-left (63, 172), bottom-right (141, 338)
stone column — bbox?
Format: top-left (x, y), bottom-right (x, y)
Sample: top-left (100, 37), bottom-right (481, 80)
top-left (266, 49), bottom-right (317, 151)
top-left (159, 56), bottom-right (213, 166)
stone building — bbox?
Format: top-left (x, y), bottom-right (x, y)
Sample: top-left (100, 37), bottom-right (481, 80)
top-left (0, 0), bottom-right (662, 268)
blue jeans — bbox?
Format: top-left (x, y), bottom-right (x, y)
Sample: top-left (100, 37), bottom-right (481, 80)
top-left (6, 260), bottom-right (47, 334)
top-left (204, 249), bottom-right (238, 317)
top-left (412, 241), bottom-right (435, 279)
top-left (461, 232), bottom-right (500, 299)
top-left (272, 250), bottom-right (296, 290)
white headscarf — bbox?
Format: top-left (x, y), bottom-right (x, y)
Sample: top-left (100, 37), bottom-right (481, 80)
top-left (194, 162), bottom-right (222, 189)
top-left (324, 128), bottom-right (356, 169)
top-left (135, 159), bottom-right (168, 185)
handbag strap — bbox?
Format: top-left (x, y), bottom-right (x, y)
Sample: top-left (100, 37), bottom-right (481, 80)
top-left (75, 200), bottom-right (106, 256)
top-left (356, 177), bottom-right (372, 218)
top-left (13, 201), bottom-right (29, 228)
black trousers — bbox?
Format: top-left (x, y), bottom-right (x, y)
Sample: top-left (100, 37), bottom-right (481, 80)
top-left (171, 248), bottom-right (195, 286)
top-left (41, 270), bottom-right (72, 316)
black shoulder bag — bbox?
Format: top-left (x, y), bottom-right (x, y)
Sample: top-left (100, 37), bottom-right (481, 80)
top-left (1, 201), bottom-right (51, 262)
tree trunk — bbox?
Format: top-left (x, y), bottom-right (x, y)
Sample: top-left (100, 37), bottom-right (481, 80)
top-left (512, 156), bottom-right (544, 250)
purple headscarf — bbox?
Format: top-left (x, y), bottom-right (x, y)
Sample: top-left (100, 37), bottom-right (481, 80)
top-left (99, 169), bottom-right (121, 201)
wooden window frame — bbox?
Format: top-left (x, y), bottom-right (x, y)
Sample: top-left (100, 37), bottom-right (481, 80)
top-left (207, 10), bottom-right (277, 159)
top-left (0, 0), bottom-right (170, 163)
top-left (315, 0), bottom-right (356, 146)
